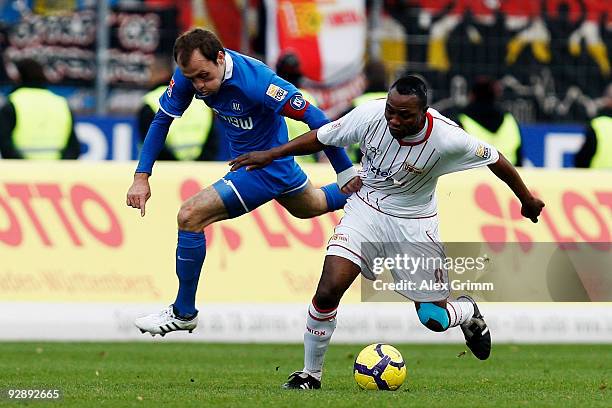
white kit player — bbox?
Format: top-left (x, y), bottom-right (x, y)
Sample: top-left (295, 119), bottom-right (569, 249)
top-left (230, 75), bottom-right (545, 390)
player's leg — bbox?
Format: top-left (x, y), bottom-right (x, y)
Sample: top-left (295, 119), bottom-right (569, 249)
top-left (135, 185), bottom-right (229, 336)
top-left (276, 180), bottom-right (348, 218)
top-left (274, 160), bottom-right (350, 218)
top-left (414, 299), bottom-right (470, 332)
top-left (172, 185), bottom-right (228, 317)
top-left (284, 200), bottom-right (370, 389)
top-left (135, 169), bottom-right (278, 336)
top-left (393, 215), bottom-right (491, 359)
top-left (414, 297), bottom-right (491, 360)
top-left (284, 255), bottom-right (361, 389)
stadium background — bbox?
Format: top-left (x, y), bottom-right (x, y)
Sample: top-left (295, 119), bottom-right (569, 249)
top-left (0, 0), bottom-right (611, 345)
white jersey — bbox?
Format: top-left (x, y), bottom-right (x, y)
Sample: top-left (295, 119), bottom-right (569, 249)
top-left (317, 99), bottom-right (499, 217)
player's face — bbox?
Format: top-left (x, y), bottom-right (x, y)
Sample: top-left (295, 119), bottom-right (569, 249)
top-left (179, 49), bottom-right (225, 95)
top-left (384, 90), bottom-right (428, 138)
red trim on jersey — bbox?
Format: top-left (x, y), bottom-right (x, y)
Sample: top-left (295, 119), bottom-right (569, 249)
top-left (355, 192), bottom-right (438, 219)
top-left (327, 244), bottom-right (367, 266)
top-left (281, 98), bottom-right (310, 120)
top-left (433, 115), bottom-right (461, 128)
top-left (397, 111), bottom-right (434, 146)
top-left (311, 298), bottom-right (337, 314)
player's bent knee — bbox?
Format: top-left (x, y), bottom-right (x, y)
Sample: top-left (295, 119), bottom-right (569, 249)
top-left (177, 202), bottom-right (212, 231)
top-left (416, 302), bottom-right (450, 332)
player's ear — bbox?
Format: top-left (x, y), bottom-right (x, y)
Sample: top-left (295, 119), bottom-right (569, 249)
top-left (216, 51), bottom-right (225, 66)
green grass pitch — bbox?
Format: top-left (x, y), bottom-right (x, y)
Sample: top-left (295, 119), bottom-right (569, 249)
top-left (0, 342), bottom-right (609, 407)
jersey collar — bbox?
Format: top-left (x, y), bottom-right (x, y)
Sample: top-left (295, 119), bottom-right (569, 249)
top-left (223, 51), bottom-right (234, 83)
top-left (396, 111), bottom-right (433, 146)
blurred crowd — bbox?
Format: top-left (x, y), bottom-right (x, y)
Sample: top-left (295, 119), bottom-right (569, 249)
top-left (0, 1), bottom-right (610, 168)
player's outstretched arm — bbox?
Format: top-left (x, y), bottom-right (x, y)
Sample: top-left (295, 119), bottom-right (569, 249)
top-left (126, 110), bottom-right (173, 217)
top-left (279, 93), bottom-right (356, 187)
top-left (488, 153), bottom-right (545, 223)
top-left (229, 129), bottom-right (325, 171)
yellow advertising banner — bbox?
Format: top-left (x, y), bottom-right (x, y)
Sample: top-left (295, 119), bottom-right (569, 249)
top-left (0, 161), bottom-right (610, 303)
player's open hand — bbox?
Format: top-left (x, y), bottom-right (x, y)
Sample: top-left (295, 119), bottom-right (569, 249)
top-left (341, 176), bottom-right (362, 194)
top-left (521, 196), bottom-right (545, 223)
top-left (229, 151), bottom-right (274, 171)
top-left (126, 173), bottom-right (151, 217)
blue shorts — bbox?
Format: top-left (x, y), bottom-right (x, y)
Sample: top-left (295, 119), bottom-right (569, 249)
top-left (213, 157), bottom-right (309, 218)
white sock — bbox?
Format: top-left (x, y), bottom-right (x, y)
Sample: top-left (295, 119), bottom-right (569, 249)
top-left (303, 300), bottom-right (337, 381)
top-left (446, 299), bottom-right (474, 328)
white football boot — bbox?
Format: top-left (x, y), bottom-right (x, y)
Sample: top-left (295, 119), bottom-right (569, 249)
top-left (134, 305), bottom-right (198, 337)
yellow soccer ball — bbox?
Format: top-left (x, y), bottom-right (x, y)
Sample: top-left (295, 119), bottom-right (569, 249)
top-left (354, 343), bottom-right (406, 390)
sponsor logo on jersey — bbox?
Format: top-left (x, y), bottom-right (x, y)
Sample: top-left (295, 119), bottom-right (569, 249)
top-left (231, 100), bottom-right (242, 113)
top-left (217, 112), bottom-right (254, 130)
top-left (475, 144), bottom-right (490, 159)
top-left (367, 165), bottom-right (390, 177)
top-left (166, 78), bottom-right (175, 97)
top-left (289, 94), bottom-right (305, 110)
top-left (266, 83), bottom-right (288, 101)
top-left (365, 143), bottom-right (381, 158)
top-left (320, 121), bottom-right (341, 136)
top-left (329, 233), bottom-right (349, 243)
top-left (403, 163), bottom-right (423, 174)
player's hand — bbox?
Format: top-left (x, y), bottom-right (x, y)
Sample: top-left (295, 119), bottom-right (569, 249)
top-left (521, 196), bottom-right (545, 223)
top-left (341, 176), bottom-right (362, 194)
top-left (229, 151), bottom-right (274, 171)
top-left (126, 173), bottom-right (151, 217)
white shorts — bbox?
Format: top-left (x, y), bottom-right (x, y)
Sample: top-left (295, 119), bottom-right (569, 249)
top-left (327, 195), bottom-right (449, 302)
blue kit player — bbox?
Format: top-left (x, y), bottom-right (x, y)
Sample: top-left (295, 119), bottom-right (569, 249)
top-left (126, 28), bottom-right (361, 336)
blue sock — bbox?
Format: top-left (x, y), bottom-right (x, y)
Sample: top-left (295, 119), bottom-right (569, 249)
top-left (321, 183), bottom-right (349, 212)
top-left (173, 230), bottom-right (206, 317)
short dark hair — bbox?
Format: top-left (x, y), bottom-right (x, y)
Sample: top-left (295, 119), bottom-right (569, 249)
top-left (173, 28), bottom-right (224, 67)
top-left (364, 60), bottom-right (388, 92)
top-left (275, 52), bottom-right (302, 87)
top-left (15, 58), bottom-right (46, 83)
top-left (390, 74), bottom-right (427, 108)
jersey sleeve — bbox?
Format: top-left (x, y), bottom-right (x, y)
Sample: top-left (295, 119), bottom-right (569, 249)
top-left (262, 73), bottom-right (300, 113)
top-left (442, 127), bottom-right (500, 174)
top-left (316, 107), bottom-right (369, 147)
top-left (157, 67), bottom-right (195, 118)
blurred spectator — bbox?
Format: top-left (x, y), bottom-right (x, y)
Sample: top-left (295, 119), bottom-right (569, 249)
top-left (352, 60), bottom-right (389, 106)
top-left (575, 84), bottom-right (612, 168)
top-left (0, 58), bottom-right (80, 159)
top-left (275, 51), bottom-right (319, 162)
top-left (138, 55), bottom-right (218, 161)
top-left (457, 77), bottom-right (522, 166)
top-left (349, 60), bottom-right (390, 162)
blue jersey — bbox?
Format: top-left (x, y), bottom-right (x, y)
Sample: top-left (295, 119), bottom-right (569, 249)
top-left (159, 49), bottom-right (300, 159)
top-left (135, 48), bottom-right (354, 215)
